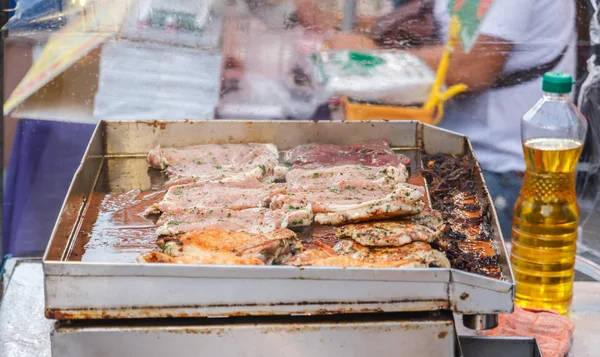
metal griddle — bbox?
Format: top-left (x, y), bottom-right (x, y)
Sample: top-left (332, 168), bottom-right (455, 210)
top-left (43, 120), bottom-right (514, 325)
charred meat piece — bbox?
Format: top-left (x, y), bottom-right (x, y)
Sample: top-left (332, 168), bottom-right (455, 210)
top-left (423, 154), bottom-right (488, 241)
top-left (137, 251), bottom-right (264, 265)
top-left (313, 184), bottom-right (425, 226)
top-left (422, 154), bottom-right (501, 278)
top-left (285, 164), bottom-right (408, 191)
top-left (445, 240), bottom-right (501, 278)
top-left (457, 240), bottom-right (497, 260)
top-left (154, 228), bottom-right (302, 265)
top-left (336, 220), bottom-right (441, 247)
top-left (447, 191), bottom-right (487, 240)
top-left (285, 140), bottom-right (411, 169)
top-left (148, 143), bottom-right (287, 187)
top-left (146, 179), bottom-right (287, 215)
top-left (332, 240), bottom-right (450, 268)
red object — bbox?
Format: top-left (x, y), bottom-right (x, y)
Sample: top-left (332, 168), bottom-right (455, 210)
top-left (478, 306), bottom-right (575, 357)
top-left (476, 0), bottom-right (493, 19)
top-left (453, 0), bottom-right (467, 12)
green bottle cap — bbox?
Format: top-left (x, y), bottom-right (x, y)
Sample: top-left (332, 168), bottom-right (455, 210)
top-left (542, 72), bottom-right (574, 94)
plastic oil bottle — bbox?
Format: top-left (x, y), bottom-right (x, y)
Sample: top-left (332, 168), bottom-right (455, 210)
top-left (511, 72), bottom-right (588, 314)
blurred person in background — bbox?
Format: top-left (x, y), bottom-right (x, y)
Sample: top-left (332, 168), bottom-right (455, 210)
top-left (294, 0), bottom-right (577, 240)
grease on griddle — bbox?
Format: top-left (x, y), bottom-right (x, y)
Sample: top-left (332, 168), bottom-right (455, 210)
top-left (422, 154), bottom-right (502, 279)
top-left (72, 190), bottom-right (164, 262)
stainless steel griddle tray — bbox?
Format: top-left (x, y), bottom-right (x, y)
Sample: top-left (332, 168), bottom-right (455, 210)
top-left (43, 120), bottom-right (514, 320)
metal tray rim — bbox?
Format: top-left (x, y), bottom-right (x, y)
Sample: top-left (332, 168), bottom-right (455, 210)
top-left (43, 261), bottom-right (513, 293)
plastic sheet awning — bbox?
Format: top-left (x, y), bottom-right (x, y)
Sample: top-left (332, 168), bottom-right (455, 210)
top-left (3, 0), bottom-right (131, 116)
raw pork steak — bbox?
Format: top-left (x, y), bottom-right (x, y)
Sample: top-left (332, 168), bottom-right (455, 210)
top-left (285, 140), bottom-right (410, 169)
top-left (148, 143), bottom-right (287, 187)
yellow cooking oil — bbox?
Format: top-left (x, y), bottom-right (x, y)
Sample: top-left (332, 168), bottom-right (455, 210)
top-left (511, 137), bottom-right (583, 314)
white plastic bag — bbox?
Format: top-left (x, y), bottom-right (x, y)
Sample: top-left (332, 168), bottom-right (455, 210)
top-left (310, 50), bottom-right (436, 105)
top-left (218, 73), bottom-right (319, 120)
top-left (94, 40), bottom-right (221, 120)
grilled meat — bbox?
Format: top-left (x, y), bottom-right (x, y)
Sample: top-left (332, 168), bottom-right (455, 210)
top-left (310, 255), bottom-right (437, 268)
top-left (308, 225), bottom-right (338, 247)
top-left (445, 240), bottom-right (500, 277)
top-left (280, 203), bottom-right (314, 228)
top-left (276, 164), bottom-right (409, 215)
top-left (336, 220), bottom-right (441, 247)
top-left (155, 208), bottom-right (288, 236)
top-left (289, 239), bottom-right (449, 268)
top-left (147, 228), bottom-right (302, 265)
top-left (285, 140), bottom-right (411, 169)
top-left (405, 209), bottom-right (445, 231)
top-left (148, 143), bottom-right (287, 187)
top-left (285, 164), bottom-right (408, 190)
top-left (332, 240), bottom-right (450, 268)
top-left (272, 184), bottom-right (396, 214)
top-left (422, 154), bottom-right (501, 278)
top-left (446, 190), bottom-right (487, 240)
top-left (271, 166), bottom-right (420, 226)
top-left (138, 143), bottom-right (477, 274)
top-left (406, 173), bottom-right (430, 207)
top-left (314, 184), bottom-right (425, 225)
top-left (282, 249), bottom-right (333, 266)
top-left (155, 201), bottom-right (313, 236)
top-left (285, 236), bottom-right (449, 268)
top-left (146, 179), bottom-right (287, 215)
top-left (137, 251), bottom-right (264, 265)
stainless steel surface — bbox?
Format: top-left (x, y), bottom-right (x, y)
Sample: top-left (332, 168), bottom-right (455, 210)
top-left (2, 260), bottom-right (600, 357)
top-left (459, 336), bottom-right (542, 357)
top-left (51, 313), bottom-right (455, 357)
top-left (0, 260), bottom-right (53, 357)
top-left (43, 120), bottom-right (514, 320)
top-left (462, 314), bottom-right (499, 331)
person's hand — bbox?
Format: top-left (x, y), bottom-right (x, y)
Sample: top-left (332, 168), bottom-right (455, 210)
top-left (324, 32), bottom-right (377, 51)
